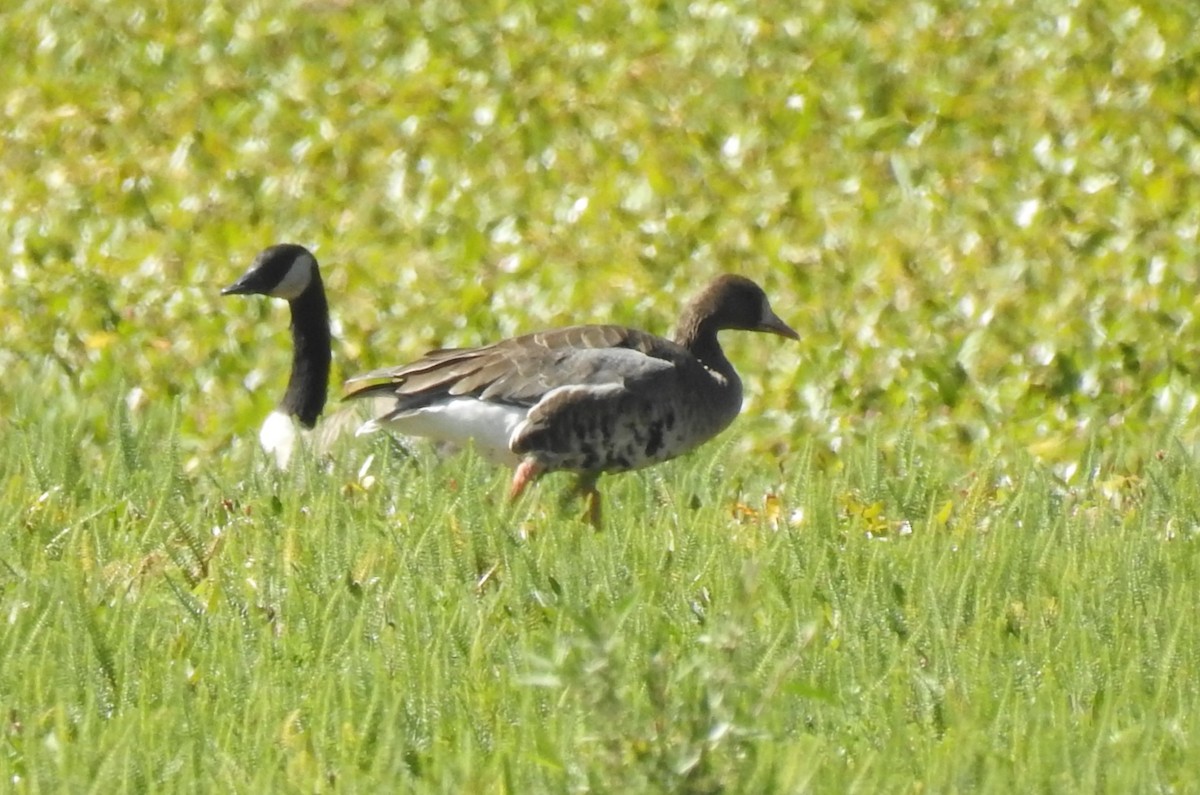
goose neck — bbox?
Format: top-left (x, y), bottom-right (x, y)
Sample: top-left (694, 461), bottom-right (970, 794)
top-left (280, 275), bottom-right (331, 428)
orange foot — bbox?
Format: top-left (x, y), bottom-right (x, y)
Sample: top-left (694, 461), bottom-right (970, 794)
top-left (509, 459), bottom-right (544, 501)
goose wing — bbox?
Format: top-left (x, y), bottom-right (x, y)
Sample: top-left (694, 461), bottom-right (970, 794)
top-left (343, 324), bottom-right (686, 409)
top-left (507, 346), bottom-right (702, 472)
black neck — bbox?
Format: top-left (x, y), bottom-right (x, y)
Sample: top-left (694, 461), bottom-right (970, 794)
top-left (280, 273), bottom-right (331, 428)
top-left (674, 316), bottom-right (733, 375)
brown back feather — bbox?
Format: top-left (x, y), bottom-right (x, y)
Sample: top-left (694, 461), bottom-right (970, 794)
top-left (343, 324), bottom-right (686, 408)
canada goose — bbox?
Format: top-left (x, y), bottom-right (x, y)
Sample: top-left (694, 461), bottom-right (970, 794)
top-left (222, 244), bottom-right (331, 468)
top-left (344, 275), bottom-right (798, 525)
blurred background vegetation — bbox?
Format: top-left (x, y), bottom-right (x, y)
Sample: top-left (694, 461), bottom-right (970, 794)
top-left (2, 0), bottom-right (1199, 479)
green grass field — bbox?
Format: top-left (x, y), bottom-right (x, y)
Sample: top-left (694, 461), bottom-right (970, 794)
top-left (4, 0), bottom-right (1200, 791)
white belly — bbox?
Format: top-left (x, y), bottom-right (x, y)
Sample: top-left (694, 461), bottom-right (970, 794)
top-left (357, 398), bottom-right (527, 465)
top-left (260, 409), bottom-right (299, 469)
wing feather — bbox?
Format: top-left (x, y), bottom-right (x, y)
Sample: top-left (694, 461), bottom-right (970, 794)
top-left (343, 324), bottom-right (688, 409)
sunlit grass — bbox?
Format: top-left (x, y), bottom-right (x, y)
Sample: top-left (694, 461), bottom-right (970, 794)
top-left (4, 378), bottom-right (1199, 791)
top-left (4, 0), bottom-right (1200, 790)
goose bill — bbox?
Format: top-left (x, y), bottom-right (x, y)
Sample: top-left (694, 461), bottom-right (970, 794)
top-left (759, 310), bottom-right (800, 340)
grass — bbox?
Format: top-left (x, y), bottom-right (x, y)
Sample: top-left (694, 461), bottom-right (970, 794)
top-left (4, 0), bottom-right (1200, 790)
top-left (4, 386), bottom-right (1200, 791)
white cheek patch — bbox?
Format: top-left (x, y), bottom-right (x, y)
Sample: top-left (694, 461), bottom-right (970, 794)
top-left (271, 253), bottom-right (315, 300)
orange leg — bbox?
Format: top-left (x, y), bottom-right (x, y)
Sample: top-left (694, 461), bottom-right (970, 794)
top-left (509, 458), bottom-right (544, 500)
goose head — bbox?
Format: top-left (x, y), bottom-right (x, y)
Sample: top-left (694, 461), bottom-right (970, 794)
top-left (222, 243), bottom-right (321, 301)
top-left (674, 274), bottom-right (799, 349)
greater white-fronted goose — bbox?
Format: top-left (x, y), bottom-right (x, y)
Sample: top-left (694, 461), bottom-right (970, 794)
top-left (344, 275), bottom-right (798, 524)
top-left (222, 244), bottom-right (331, 468)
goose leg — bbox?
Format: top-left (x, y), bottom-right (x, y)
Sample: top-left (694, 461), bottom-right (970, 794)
top-left (574, 473), bottom-right (602, 529)
top-left (509, 458), bottom-right (544, 500)
top-left (583, 488), bottom-right (602, 528)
